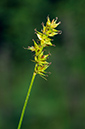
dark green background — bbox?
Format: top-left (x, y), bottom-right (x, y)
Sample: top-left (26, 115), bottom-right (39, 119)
top-left (0, 0), bottom-right (85, 129)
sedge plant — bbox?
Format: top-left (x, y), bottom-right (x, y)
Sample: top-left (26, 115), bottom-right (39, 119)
top-left (17, 16), bottom-right (61, 129)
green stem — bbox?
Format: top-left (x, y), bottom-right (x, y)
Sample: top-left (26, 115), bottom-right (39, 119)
top-left (17, 72), bottom-right (36, 129)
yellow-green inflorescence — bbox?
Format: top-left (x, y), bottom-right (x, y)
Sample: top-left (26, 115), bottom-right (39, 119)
top-left (26, 16), bottom-right (61, 80)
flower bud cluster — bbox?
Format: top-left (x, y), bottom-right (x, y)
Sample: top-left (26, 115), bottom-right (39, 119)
top-left (27, 16), bottom-right (61, 79)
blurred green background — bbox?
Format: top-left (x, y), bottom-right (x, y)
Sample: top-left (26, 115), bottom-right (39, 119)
top-left (0, 0), bottom-right (85, 129)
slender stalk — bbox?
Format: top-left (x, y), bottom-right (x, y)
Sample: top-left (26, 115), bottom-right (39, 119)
top-left (17, 72), bottom-right (36, 129)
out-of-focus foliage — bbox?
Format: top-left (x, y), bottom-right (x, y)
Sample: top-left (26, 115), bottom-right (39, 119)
top-left (0, 0), bottom-right (85, 129)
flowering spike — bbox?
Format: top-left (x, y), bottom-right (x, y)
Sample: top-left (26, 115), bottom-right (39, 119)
top-left (26, 16), bottom-right (61, 79)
